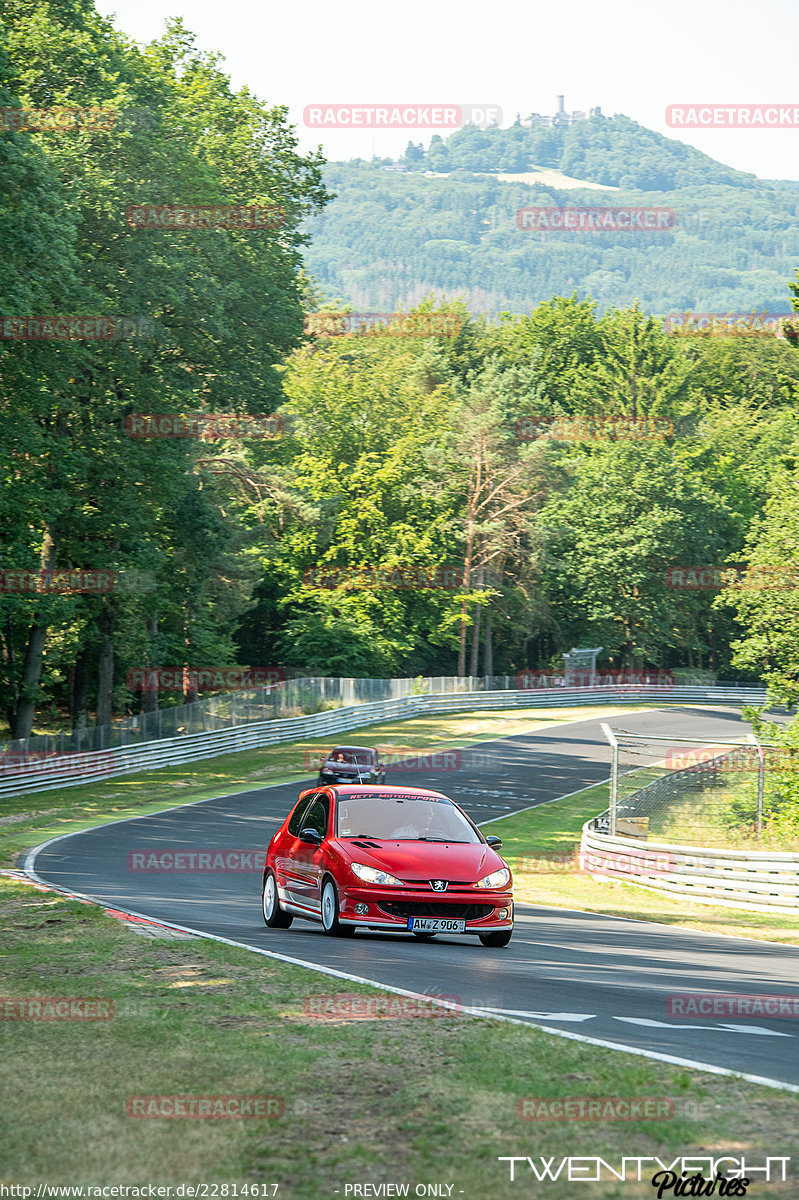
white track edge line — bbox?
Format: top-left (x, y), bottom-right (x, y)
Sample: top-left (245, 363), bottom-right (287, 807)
top-left (18, 858), bottom-right (799, 1097)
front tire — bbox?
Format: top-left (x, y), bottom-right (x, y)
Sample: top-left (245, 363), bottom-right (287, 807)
top-left (320, 878), bottom-right (354, 938)
top-left (479, 929), bottom-right (512, 948)
top-left (262, 870), bottom-right (292, 929)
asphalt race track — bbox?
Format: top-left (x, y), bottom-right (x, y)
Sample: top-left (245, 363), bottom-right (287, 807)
top-left (27, 706), bottom-right (799, 1090)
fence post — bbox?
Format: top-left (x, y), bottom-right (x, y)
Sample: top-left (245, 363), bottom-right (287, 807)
top-left (601, 722), bottom-right (619, 837)
top-left (748, 732), bottom-right (765, 839)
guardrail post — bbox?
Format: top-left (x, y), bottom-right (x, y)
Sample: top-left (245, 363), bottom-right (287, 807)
top-left (601, 722), bottom-right (619, 837)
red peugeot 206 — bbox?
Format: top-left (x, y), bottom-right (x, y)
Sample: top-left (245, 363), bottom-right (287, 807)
top-left (261, 785), bottom-right (514, 947)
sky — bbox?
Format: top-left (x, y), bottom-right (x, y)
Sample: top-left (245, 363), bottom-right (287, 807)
top-left (93, 0), bottom-right (799, 181)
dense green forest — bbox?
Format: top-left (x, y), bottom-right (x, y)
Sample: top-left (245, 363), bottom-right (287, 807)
top-left (303, 117), bottom-right (799, 316)
top-left (3, 1), bottom-right (799, 744)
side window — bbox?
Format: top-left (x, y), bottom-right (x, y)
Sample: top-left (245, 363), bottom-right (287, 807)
top-left (287, 796), bottom-right (313, 837)
top-left (303, 795), bottom-right (330, 838)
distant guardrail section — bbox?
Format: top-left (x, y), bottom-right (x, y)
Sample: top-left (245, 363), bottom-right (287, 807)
top-left (1, 683), bottom-right (767, 799)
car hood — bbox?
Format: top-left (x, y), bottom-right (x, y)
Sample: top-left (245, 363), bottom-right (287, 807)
top-left (336, 838), bottom-right (507, 883)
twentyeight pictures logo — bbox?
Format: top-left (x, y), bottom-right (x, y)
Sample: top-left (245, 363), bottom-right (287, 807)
top-left (303, 104), bottom-right (501, 129)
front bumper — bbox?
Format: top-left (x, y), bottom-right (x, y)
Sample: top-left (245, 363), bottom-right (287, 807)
top-left (337, 883), bottom-right (514, 931)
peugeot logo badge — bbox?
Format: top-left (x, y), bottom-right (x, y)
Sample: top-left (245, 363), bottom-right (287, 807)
top-left (430, 880), bottom-right (448, 892)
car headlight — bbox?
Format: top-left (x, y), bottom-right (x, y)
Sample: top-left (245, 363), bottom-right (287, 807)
top-left (475, 867), bottom-right (511, 889)
top-left (350, 862), bottom-right (404, 886)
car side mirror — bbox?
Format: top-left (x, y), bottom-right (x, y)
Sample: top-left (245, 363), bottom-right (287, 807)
top-left (299, 827), bottom-right (323, 845)
top-left (485, 835), bottom-right (502, 848)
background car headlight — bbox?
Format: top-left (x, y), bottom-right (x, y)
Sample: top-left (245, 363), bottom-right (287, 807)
top-left (475, 867), bottom-right (511, 889)
top-left (350, 862), bottom-right (404, 886)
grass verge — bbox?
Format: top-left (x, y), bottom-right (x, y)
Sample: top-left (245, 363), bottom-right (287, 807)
top-left (1, 874), bottom-right (797, 1198)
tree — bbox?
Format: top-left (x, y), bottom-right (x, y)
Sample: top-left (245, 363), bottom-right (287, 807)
top-left (538, 442), bottom-right (735, 667)
top-left (245, 316), bottom-right (463, 675)
top-left (2, 3), bottom-right (330, 737)
top-left (442, 360), bottom-right (549, 675)
top-left (721, 468), bottom-right (799, 703)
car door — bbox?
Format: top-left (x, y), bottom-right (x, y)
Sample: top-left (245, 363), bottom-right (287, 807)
top-left (290, 792), bottom-right (331, 914)
top-left (276, 794), bottom-right (314, 909)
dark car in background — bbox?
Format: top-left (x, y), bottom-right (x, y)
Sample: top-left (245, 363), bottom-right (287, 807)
top-left (317, 745), bottom-right (386, 786)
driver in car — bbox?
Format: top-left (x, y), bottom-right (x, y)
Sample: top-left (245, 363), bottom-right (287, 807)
top-left (391, 805), bottom-right (443, 839)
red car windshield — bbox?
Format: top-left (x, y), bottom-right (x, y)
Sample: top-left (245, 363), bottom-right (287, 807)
top-left (328, 749), bottom-right (373, 765)
top-left (336, 795), bottom-right (480, 843)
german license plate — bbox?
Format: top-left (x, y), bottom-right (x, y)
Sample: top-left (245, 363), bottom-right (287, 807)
top-left (408, 917), bottom-right (466, 933)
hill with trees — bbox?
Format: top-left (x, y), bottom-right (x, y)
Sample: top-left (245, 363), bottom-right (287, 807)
top-left (302, 114), bottom-right (799, 317)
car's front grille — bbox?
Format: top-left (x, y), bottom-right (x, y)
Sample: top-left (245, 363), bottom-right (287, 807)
top-left (403, 880), bottom-right (473, 889)
top-left (378, 901), bottom-right (494, 920)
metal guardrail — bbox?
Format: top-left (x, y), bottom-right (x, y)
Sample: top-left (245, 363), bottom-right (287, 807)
top-left (0, 683), bottom-right (767, 800)
top-left (3, 673), bottom-right (758, 760)
top-left (580, 821), bottom-right (799, 915)
top-left (584, 732), bottom-right (799, 914)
